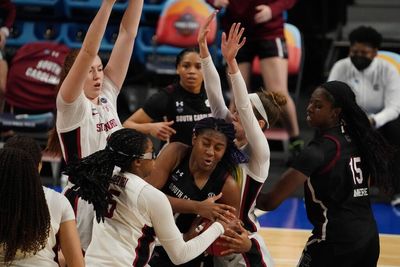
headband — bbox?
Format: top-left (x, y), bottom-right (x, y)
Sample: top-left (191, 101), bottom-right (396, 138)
top-left (249, 93), bottom-right (270, 129)
top-left (105, 145), bottom-right (150, 159)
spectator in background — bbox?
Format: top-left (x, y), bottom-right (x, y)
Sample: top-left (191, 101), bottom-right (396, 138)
top-left (0, 0), bottom-right (16, 110)
top-left (46, 0), bottom-right (144, 252)
top-left (206, 0), bottom-right (303, 160)
top-left (3, 42), bottom-right (69, 114)
top-left (0, 47), bottom-right (7, 110)
top-left (123, 47), bottom-right (212, 149)
top-left (328, 26), bottom-right (400, 209)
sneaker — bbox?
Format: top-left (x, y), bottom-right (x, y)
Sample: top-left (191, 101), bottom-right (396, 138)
top-left (287, 139), bottom-right (304, 166)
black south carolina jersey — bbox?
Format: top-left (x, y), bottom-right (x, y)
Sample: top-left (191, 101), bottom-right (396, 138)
top-left (161, 149), bottom-right (228, 233)
top-left (143, 83), bottom-right (212, 145)
top-left (150, 149), bottom-right (229, 267)
top-left (292, 126), bottom-right (378, 251)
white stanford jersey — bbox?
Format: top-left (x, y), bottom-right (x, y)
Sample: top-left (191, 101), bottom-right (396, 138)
top-left (57, 76), bottom-right (122, 250)
top-left (85, 172), bottom-right (224, 267)
top-left (10, 187), bottom-right (75, 267)
top-left (56, 76), bottom-right (122, 162)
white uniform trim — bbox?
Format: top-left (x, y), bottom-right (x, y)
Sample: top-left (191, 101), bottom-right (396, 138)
top-left (56, 76), bottom-right (122, 250)
top-left (306, 178), bottom-right (328, 240)
top-left (275, 37), bottom-right (284, 58)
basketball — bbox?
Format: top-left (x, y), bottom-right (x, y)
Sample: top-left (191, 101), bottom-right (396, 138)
top-left (197, 217), bottom-right (242, 256)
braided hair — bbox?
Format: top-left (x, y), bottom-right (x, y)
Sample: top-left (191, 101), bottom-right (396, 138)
top-left (64, 128), bottom-right (148, 223)
top-left (4, 136), bottom-right (42, 167)
top-left (321, 81), bottom-right (394, 193)
top-left (0, 148), bottom-right (50, 265)
top-left (193, 117), bottom-right (248, 167)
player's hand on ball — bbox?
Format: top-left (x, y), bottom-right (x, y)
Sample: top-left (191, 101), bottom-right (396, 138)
top-left (217, 220), bottom-right (252, 255)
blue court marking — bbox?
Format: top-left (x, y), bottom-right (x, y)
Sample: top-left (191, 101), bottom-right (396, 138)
top-left (258, 197), bottom-right (400, 235)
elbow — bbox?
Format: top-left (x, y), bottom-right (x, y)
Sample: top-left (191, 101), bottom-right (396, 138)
top-left (80, 47), bottom-right (98, 58)
top-left (169, 253), bottom-right (185, 265)
top-left (171, 258), bottom-right (184, 265)
top-left (119, 26), bottom-right (137, 42)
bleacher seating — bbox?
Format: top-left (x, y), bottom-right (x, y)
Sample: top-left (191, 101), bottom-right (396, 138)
top-left (135, 0), bottom-right (218, 74)
top-left (12, 0), bottom-right (64, 19)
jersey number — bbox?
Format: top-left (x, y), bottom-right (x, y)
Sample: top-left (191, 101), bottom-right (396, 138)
top-left (105, 189), bottom-right (121, 218)
top-left (349, 157), bottom-right (363, 185)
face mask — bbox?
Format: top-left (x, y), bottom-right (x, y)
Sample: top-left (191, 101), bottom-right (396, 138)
top-left (350, 56), bottom-right (373, 71)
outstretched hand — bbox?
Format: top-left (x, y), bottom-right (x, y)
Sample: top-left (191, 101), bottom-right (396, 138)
top-left (149, 121), bottom-right (176, 141)
top-left (221, 23), bottom-right (246, 64)
top-left (196, 193), bottom-right (236, 221)
top-left (218, 220), bottom-right (252, 255)
top-left (198, 10), bottom-right (218, 46)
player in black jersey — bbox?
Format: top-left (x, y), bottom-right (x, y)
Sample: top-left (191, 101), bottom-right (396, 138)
top-left (257, 81), bottom-right (395, 267)
top-left (123, 47), bottom-right (212, 147)
top-left (146, 117), bottom-right (247, 267)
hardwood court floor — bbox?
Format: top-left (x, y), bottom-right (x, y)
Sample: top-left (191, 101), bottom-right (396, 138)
top-left (260, 227), bottom-right (400, 267)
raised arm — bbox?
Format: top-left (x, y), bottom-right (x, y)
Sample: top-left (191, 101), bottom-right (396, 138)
top-left (59, 0), bottom-right (116, 103)
top-left (222, 23), bottom-right (270, 179)
top-left (198, 11), bottom-right (231, 121)
top-left (104, 0), bottom-right (144, 89)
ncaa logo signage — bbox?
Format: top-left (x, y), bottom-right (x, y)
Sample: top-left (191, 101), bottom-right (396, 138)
top-left (174, 13), bottom-right (199, 36)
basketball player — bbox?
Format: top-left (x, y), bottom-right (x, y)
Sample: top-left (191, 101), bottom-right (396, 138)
top-left (147, 117), bottom-right (245, 267)
top-left (64, 128), bottom-right (232, 267)
top-left (257, 81), bottom-right (395, 267)
top-left (46, 0), bottom-right (144, 251)
top-left (198, 14), bottom-right (286, 266)
top-left (2, 136), bottom-right (83, 267)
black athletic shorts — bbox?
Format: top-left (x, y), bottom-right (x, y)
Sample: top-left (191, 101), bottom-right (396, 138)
top-left (297, 234), bottom-right (379, 267)
top-left (236, 37), bottom-right (288, 64)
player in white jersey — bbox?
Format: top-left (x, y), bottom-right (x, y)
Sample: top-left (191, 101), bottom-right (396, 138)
top-left (1, 136), bottom-right (83, 267)
top-left (64, 128), bottom-right (233, 267)
top-left (198, 14), bottom-right (287, 266)
top-left (46, 0), bottom-right (144, 251)
top-left (12, 187), bottom-right (81, 267)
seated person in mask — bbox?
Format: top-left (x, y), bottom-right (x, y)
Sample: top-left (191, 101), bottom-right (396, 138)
top-left (328, 25), bottom-right (400, 209)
